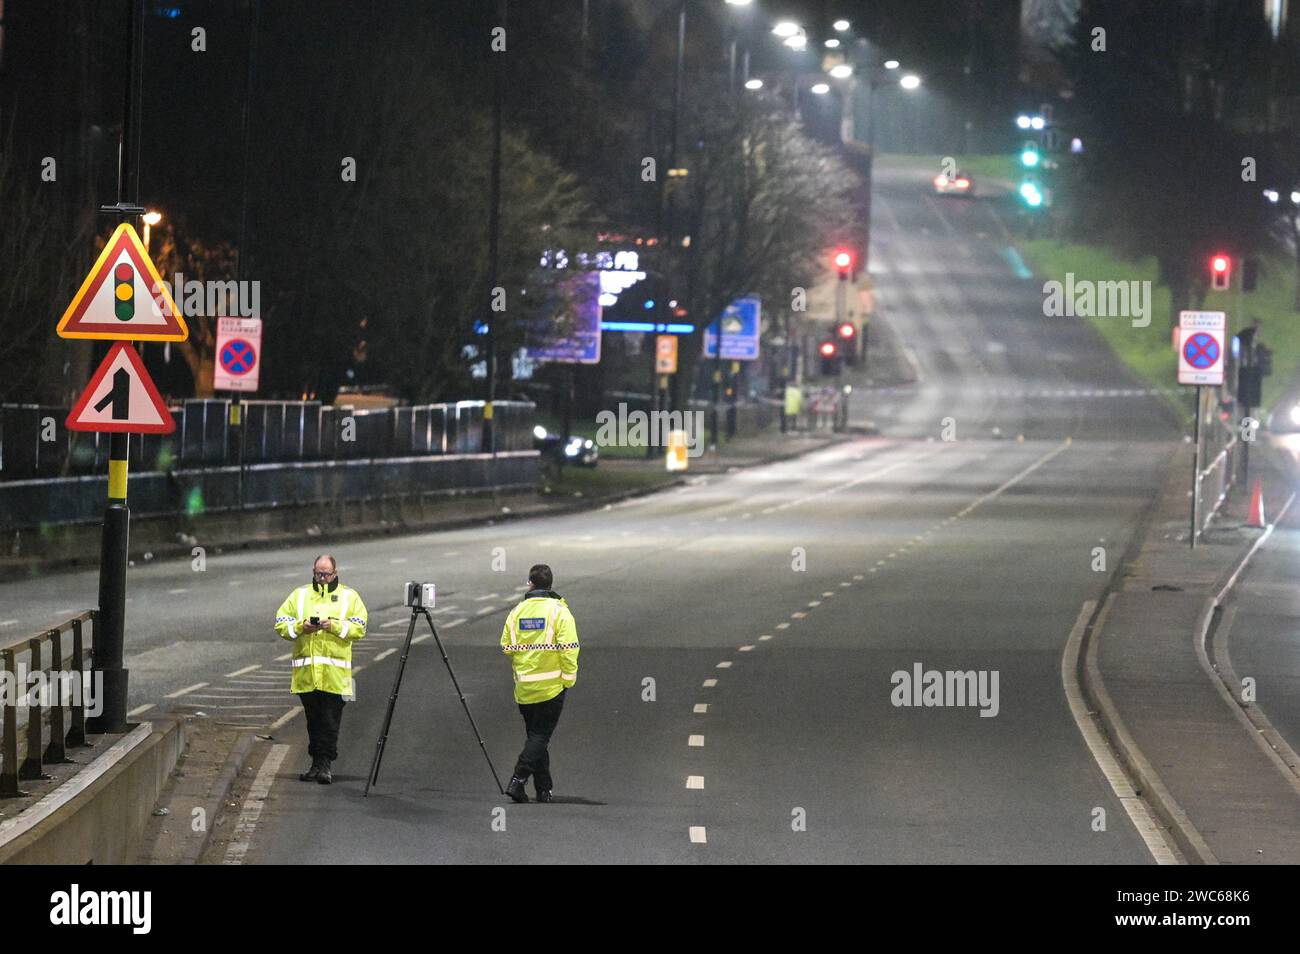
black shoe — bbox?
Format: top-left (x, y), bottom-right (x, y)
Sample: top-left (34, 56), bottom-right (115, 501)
top-left (300, 758), bottom-right (323, 782)
top-left (536, 790), bottom-right (553, 803)
top-left (506, 776), bottom-right (529, 803)
top-left (316, 760), bottom-right (333, 785)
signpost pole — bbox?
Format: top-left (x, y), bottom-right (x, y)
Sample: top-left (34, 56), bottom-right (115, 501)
top-left (1190, 385), bottom-right (1201, 550)
top-left (89, 0), bottom-right (146, 733)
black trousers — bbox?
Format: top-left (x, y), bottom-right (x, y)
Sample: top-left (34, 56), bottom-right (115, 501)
top-left (513, 689), bottom-right (566, 791)
top-left (299, 690), bottom-right (345, 762)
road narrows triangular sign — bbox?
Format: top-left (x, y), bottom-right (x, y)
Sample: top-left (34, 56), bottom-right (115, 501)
top-left (66, 342), bottom-right (175, 434)
top-left (57, 223), bottom-right (188, 341)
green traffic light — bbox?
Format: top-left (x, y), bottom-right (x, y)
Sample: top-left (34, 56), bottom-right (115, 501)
top-left (1019, 181), bottom-right (1043, 207)
top-left (1021, 149), bottom-right (1039, 168)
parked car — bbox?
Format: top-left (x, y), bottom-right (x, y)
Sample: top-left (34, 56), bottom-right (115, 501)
top-left (533, 425), bottom-right (599, 467)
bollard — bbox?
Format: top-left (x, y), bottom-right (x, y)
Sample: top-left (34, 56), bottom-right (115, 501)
top-left (44, 628), bottom-right (70, 765)
top-left (66, 617), bottom-right (89, 748)
top-left (1, 649), bottom-right (19, 797)
top-left (19, 637), bottom-right (50, 781)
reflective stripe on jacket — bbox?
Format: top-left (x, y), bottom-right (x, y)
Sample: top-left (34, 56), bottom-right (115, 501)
top-left (274, 583), bottom-right (368, 697)
top-left (500, 592), bottom-right (579, 704)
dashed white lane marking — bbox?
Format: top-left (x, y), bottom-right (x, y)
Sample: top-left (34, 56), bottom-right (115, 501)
top-left (475, 606), bottom-right (497, 616)
top-left (688, 735), bottom-right (705, 747)
top-left (223, 743), bottom-right (290, 865)
top-left (128, 704), bottom-right (154, 717)
top-left (187, 687), bottom-right (282, 694)
top-left (689, 826), bottom-right (707, 844)
top-left (791, 612), bottom-right (806, 619)
top-left (389, 558), bottom-right (408, 564)
top-left (174, 703), bottom-right (287, 710)
top-left (225, 665), bottom-right (262, 678)
top-left (443, 551), bottom-right (461, 557)
top-left (694, 704), bottom-right (708, 713)
top-left (268, 707), bottom-right (301, 731)
top-left (776, 622), bottom-right (790, 630)
top-left (442, 618), bottom-right (468, 629)
top-left (227, 580), bottom-right (244, 587)
top-left (1060, 600), bottom-right (1179, 865)
top-left (381, 619), bottom-right (409, 629)
top-left (738, 645), bottom-right (754, 652)
top-left (807, 601), bottom-right (821, 608)
top-left (771, 444), bottom-right (948, 512)
top-left (0, 620), bottom-right (18, 627)
top-left (167, 588), bottom-right (189, 595)
top-left (839, 582), bottom-right (852, 588)
top-left (275, 653), bottom-right (292, 662)
top-left (374, 648), bottom-right (397, 662)
top-left (280, 571), bottom-right (299, 579)
top-left (759, 635), bottom-right (772, 641)
top-left (412, 633), bottom-right (430, 645)
top-left (715, 661), bottom-right (732, 669)
top-left (474, 593), bottom-right (500, 601)
top-left (164, 682), bottom-right (208, 699)
top-left (853, 574), bottom-right (864, 581)
top-left (687, 776), bottom-right (704, 790)
top-left (876, 560), bottom-right (887, 566)
top-left (702, 679), bottom-right (718, 688)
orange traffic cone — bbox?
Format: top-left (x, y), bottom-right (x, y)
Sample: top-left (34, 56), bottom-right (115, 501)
top-left (1247, 478), bottom-right (1267, 528)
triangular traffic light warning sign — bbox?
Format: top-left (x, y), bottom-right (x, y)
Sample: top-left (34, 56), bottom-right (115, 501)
top-left (66, 342), bottom-right (175, 434)
top-left (57, 222), bottom-right (188, 342)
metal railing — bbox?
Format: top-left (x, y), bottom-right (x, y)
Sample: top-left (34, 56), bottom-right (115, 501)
top-left (0, 611), bottom-right (97, 798)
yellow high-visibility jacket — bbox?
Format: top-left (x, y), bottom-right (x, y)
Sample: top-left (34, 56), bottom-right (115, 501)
top-left (274, 582), bottom-right (368, 698)
top-left (500, 590), bottom-right (579, 704)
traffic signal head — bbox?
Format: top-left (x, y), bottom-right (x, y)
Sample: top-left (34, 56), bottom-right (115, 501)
top-left (833, 249), bottom-right (853, 277)
top-left (114, 262), bottom-right (135, 321)
top-left (837, 322), bottom-right (855, 339)
top-left (1019, 180), bottom-right (1043, 208)
top-left (1020, 144), bottom-right (1040, 168)
top-left (1211, 254), bottom-right (1231, 290)
top-left (819, 340), bottom-right (838, 357)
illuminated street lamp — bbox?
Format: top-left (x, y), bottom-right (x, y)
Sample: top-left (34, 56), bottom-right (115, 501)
top-left (833, 19), bottom-right (850, 31)
top-left (142, 210), bottom-right (162, 250)
top-left (900, 74), bottom-right (921, 90)
top-left (744, 77), bottom-right (763, 90)
top-left (811, 82), bottom-right (830, 95)
top-left (772, 20), bottom-right (800, 37)
top-left (829, 63), bottom-right (853, 79)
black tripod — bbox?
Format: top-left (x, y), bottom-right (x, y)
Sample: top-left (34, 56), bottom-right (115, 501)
top-left (364, 605), bottom-right (504, 797)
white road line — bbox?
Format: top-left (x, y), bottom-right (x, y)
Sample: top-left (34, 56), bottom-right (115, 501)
top-left (475, 606), bottom-right (496, 616)
top-left (275, 653), bottom-right (292, 662)
top-left (164, 682), bottom-right (208, 699)
top-left (223, 743), bottom-right (290, 865)
top-left (172, 703), bottom-right (287, 710)
top-left (686, 776), bottom-right (704, 790)
top-left (694, 704), bottom-right (708, 713)
top-left (853, 575), bottom-right (864, 581)
top-left (389, 558), bottom-right (408, 564)
top-left (268, 707), bottom-right (302, 731)
top-left (689, 826), bottom-right (707, 844)
top-left (374, 648), bottom-right (396, 662)
top-left (739, 645), bottom-right (754, 652)
top-left (715, 661), bottom-right (732, 669)
top-left (225, 665), bottom-right (262, 678)
top-left (955, 439), bottom-right (1072, 519)
top-left (759, 635), bottom-right (772, 641)
top-left (702, 679), bottom-right (718, 688)
top-left (840, 582), bottom-right (852, 588)
top-left (771, 444), bottom-right (947, 513)
top-left (474, 593), bottom-right (500, 601)
top-left (381, 619), bottom-right (409, 629)
top-left (443, 551), bottom-right (461, 557)
top-left (128, 704), bottom-right (154, 716)
top-left (822, 591), bottom-right (834, 597)
top-left (412, 633), bottom-right (430, 645)
top-left (228, 580), bottom-right (244, 586)
top-left (807, 601), bottom-right (821, 608)
top-left (776, 622), bottom-right (790, 630)
top-left (167, 588), bottom-right (189, 595)
top-left (443, 618), bottom-right (467, 629)
top-left (0, 620), bottom-right (18, 627)
top-left (791, 612), bottom-right (806, 619)
top-left (1060, 600), bottom-right (1180, 865)
top-left (281, 571), bottom-right (299, 579)
top-left (688, 735), bottom-right (704, 747)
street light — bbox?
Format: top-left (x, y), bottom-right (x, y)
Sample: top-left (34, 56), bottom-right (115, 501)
top-left (784, 33), bottom-right (807, 50)
top-left (1016, 114), bottom-right (1032, 129)
top-left (900, 74), bottom-right (921, 90)
top-left (829, 63), bottom-right (853, 79)
top-left (824, 38), bottom-right (840, 48)
top-left (884, 59), bottom-right (900, 69)
top-left (1291, 191), bottom-right (1300, 205)
top-left (811, 82), bottom-right (830, 95)
top-left (772, 20), bottom-right (800, 37)
top-left (724, 0), bottom-right (752, 4)
top-left (833, 19), bottom-right (850, 31)
top-left (745, 77), bottom-right (763, 90)
top-left (142, 210), bottom-right (162, 250)
top-left (1030, 115), bottom-right (1045, 130)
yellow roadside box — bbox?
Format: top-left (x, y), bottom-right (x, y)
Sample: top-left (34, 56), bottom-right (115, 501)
top-left (666, 430), bottom-right (690, 471)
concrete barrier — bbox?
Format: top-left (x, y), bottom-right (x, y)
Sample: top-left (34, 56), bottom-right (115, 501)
top-left (0, 719), bottom-right (185, 864)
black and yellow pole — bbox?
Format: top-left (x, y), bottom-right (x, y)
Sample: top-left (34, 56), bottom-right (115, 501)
top-left (88, 0), bottom-right (146, 732)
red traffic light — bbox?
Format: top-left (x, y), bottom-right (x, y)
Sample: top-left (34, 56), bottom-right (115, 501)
top-left (832, 249), bottom-right (853, 273)
top-left (819, 341), bottom-right (838, 357)
top-left (837, 322), bottom-right (855, 339)
top-left (1211, 254), bottom-right (1231, 290)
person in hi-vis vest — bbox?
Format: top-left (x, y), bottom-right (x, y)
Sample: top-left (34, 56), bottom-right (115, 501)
top-left (274, 554), bottom-right (368, 785)
top-left (501, 564), bottom-right (579, 803)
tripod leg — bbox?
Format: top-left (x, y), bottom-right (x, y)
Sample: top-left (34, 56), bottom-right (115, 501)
top-left (365, 607), bottom-right (419, 796)
top-left (422, 610), bottom-right (505, 794)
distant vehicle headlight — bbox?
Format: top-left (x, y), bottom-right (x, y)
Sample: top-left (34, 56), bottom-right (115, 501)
top-left (533, 425), bottom-right (548, 439)
top-left (565, 437), bottom-right (583, 457)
